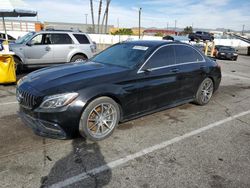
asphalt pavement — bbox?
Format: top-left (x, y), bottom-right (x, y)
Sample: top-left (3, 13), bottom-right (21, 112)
top-left (0, 56), bottom-right (250, 188)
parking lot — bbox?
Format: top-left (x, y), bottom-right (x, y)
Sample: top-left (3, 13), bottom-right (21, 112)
top-left (0, 55), bottom-right (250, 188)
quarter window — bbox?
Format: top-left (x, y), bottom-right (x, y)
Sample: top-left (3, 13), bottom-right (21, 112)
top-left (175, 45), bottom-right (203, 64)
top-left (73, 34), bottom-right (90, 44)
top-left (144, 46), bottom-right (175, 69)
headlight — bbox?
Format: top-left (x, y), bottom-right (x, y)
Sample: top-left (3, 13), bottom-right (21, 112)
top-left (233, 53), bottom-right (238, 56)
top-left (220, 52), bottom-right (225, 55)
top-left (17, 76), bottom-right (27, 86)
top-left (39, 93), bottom-right (78, 109)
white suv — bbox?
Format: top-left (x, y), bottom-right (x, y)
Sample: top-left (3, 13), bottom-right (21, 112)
top-left (10, 30), bottom-right (96, 73)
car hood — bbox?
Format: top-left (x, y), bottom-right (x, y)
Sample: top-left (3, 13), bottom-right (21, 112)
top-left (20, 62), bottom-right (129, 94)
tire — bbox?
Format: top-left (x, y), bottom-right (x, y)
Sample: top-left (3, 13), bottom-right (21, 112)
top-left (70, 55), bottom-right (87, 63)
top-left (79, 97), bottom-right (120, 141)
top-left (13, 56), bottom-right (22, 74)
top-left (194, 78), bottom-right (214, 105)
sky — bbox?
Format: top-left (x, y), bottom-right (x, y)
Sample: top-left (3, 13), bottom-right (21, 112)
top-left (25, 0), bottom-right (250, 31)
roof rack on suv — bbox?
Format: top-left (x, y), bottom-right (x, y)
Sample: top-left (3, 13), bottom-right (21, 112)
top-left (44, 28), bottom-right (83, 32)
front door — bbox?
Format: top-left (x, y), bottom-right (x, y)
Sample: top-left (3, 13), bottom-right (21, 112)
top-left (24, 34), bottom-right (53, 64)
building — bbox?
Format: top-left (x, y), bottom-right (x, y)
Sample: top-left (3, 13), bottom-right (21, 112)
top-left (44, 21), bottom-right (114, 33)
top-left (143, 29), bottom-right (177, 36)
top-left (0, 19), bottom-right (43, 32)
top-left (0, 19), bottom-right (114, 34)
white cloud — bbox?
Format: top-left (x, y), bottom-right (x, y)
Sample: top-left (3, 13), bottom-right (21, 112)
top-left (25, 0), bottom-right (249, 31)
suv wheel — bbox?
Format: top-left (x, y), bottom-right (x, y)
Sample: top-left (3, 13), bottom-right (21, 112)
top-left (71, 55), bottom-right (87, 63)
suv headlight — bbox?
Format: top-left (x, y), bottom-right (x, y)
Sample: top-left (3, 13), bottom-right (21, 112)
top-left (39, 93), bottom-right (78, 109)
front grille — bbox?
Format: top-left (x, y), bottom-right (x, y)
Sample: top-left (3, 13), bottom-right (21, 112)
top-left (17, 88), bottom-right (39, 109)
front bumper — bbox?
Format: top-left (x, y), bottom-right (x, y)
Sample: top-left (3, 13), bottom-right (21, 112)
top-left (217, 53), bottom-right (238, 60)
top-left (19, 111), bottom-right (67, 139)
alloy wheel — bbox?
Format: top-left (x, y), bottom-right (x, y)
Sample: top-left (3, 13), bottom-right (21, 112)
top-left (85, 103), bottom-right (117, 139)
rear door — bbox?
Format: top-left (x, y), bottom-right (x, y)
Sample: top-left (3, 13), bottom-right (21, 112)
top-left (136, 45), bottom-right (182, 113)
top-left (46, 33), bottom-right (74, 63)
top-left (24, 34), bottom-right (53, 64)
top-left (73, 34), bottom-right (93, 57)
top-left (174, 44), bottom-right (206, 100)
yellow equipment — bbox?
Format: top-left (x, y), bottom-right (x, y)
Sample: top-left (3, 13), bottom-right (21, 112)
top-left (0, 54), bottom-right (16, 84)
top-left (204, 41), bottom-right (215, 57)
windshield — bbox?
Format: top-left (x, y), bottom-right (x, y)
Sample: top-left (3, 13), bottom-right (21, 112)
top-left (220, 47), bottom-right (235, 52)
top-left (15, 32), bottom-right (35, 44)
top-left (91, 43), bottom-right (150, 68)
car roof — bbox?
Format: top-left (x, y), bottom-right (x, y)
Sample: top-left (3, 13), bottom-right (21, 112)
top-left (122, 40), bottom-right (183, 48)
top-left (36, 31), bottom-right (86, 35)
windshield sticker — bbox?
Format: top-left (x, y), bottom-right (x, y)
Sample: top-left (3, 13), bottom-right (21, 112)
top-left (133, 46), bottom-right (149, 51)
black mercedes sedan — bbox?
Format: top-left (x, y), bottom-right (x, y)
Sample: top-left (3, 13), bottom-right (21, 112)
top-left (16, 41), bottom-right (221, 141)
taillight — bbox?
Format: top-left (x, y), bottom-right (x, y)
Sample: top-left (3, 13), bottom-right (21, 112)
top-left (90, 42), bottom-right (97, 53)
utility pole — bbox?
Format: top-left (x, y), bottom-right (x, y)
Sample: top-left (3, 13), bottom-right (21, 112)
top-left (85, 14), bottom-right (88, 25)
top-left (167, 22), bottom-right (169, 30)
top-left (174, 20), bottom-right (177, 31)
top-left (139, 8), bottom-right (142, 39)
top-left (242, 24), bottom-right (245, 35)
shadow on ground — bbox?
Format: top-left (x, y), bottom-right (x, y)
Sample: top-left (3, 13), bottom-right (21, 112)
top-left (40, 138), bottom-right (111, 188)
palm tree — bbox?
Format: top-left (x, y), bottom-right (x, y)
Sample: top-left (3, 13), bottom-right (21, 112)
top-left (97, 0), bottom-right (102, 34)
top-left (101, 0), bottom-right (111, 34)
top-left (105, 0), bottom-right (111, 34)
top-left (90, 0), bottom-right (95, 33)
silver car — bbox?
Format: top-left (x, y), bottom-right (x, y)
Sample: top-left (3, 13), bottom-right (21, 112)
top-left (10, 30), bottom-right (96, 73)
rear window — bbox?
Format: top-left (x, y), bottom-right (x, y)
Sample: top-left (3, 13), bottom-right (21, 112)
top-left (175, 45), bottom-right (203, 64)
top-left (73, 34), bottom-right (90, 44)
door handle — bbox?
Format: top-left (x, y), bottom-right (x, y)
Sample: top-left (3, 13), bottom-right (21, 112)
top-left (170, 68), bottom-right (179, 73)
top-left (200, 65), bottom-right (206, 69)
top-left (45, 46), bottom-right (51, 51)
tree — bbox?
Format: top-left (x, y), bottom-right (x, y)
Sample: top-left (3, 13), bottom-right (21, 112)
top-left (183, 26), bottom-right (193, 34)
top-left (105, 0), bottom-right (111, 34)
top-left (155, 32), bottom-right (164, 37)
top-left (97, 0), bottom-right (102, 33)
top-left (90, 0), bottom-right (95, 33)
top-left (111, 28), bottom-right (133, 35)
top-left (101, 0), bottom-right (111, 34)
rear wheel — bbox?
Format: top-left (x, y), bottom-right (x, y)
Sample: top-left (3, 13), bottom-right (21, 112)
top-left (194, 78), bottom-right (214, 105)
top-left (70, 55), bottom-right (87, 63)
top-left (79, 97), bottom-right (120, 141)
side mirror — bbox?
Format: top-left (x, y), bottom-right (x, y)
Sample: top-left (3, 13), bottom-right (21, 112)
top-left (26, 41), bottom-right (32, 46)
top-left (141, 67), bottom-right (152, 73)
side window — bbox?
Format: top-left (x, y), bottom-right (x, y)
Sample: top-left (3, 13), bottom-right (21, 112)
top-left (73, 34), bottom-right (90, 44)
top-left (29, 34), bottom-right (43, 45)
top-left (46, 34), bottom-right (73, 45)
top-left (175, 45), bottom-right (203, 64)
top-left (144, 46), bottom-right (175, 69)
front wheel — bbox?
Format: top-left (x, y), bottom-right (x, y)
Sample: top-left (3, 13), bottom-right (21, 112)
top-left (194, 78), bottom-right (214, 105)
top-left (79, 97), bottom-right (120, 141)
